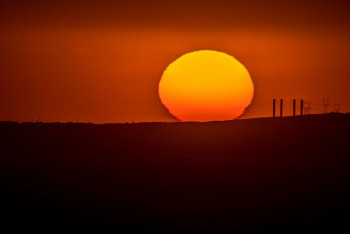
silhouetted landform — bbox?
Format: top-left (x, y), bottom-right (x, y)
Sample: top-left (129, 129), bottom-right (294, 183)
top-left (1, 113), bottom-right (349, 232)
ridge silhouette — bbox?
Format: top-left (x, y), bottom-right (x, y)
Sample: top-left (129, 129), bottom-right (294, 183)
top-left (0, 113), bottom-right (349, 232)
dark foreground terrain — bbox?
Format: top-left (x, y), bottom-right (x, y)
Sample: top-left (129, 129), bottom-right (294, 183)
top-left (1, 113), bottom-right (350, 232)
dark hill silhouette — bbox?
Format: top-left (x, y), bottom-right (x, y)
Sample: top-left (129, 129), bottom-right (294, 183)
top-left (1, 113), bottom-right (349, 232)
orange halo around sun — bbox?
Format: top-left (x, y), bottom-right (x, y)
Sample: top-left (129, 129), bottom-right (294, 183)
top-left (159, 50), bottom-right (254, 122)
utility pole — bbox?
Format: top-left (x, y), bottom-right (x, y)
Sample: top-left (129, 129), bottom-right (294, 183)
top-left (293, 99), bottom-right (296, 116)
top-left (280, 99), bottom-right (283, 117)
top-left (273, 99), bottom-right (276, 117)
top-left (300, 99), bottom-right (304, 116)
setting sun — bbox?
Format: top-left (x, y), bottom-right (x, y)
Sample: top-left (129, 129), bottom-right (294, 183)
top-left (159, 50), bottom-right (254, 121)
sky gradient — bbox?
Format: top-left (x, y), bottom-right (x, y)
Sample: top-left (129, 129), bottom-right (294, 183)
top-left (1, 0), bottom-right (350, 122)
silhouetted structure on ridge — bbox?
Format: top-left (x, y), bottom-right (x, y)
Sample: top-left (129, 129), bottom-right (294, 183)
top-left (293, 99), bottom-right (296, 116)
top-left (304, 102), bottom-right (311, 115)
top-left (272, 98), bottom-right (308, 117)
top-left (280, 99), bottom-right (283, 117)
top-left (271, 98), bottom-right (344, 116)
top-left (300, 99), bottom-right (304, 116)
top-left (323, 98), bottom-right (329, 113)
top-left (334, 104), bottom-right (340, 113)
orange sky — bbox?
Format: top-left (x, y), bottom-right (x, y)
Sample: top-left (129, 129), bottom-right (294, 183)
top-left (1, 0), bottom-right (350, 122)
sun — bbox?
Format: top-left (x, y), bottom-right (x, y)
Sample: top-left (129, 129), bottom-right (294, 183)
top-left (159, 50), bottom-right (254, 122)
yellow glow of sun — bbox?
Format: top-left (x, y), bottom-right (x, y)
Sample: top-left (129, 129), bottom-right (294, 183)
top-left (159, 50), bottom-right (254, 122)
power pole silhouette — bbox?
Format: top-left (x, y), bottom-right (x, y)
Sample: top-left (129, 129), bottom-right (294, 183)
top-left (322, 98), bottom-right (329, 113)
top-left (280, 99), bottom-right (283, 117)
top-left (334, 104), bottom-right (340, 113)
top-left (293, 99), bottom-right (296, 116)
top-left (273, 99), bottom-right (276, 117)
top-left (300, 99), bottom-right (304, 116)
top-left (304, 102), bottom-right (311, 115)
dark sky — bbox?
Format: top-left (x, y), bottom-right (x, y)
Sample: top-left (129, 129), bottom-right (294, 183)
top-left (1, 0), bottom-right (350, 31)
top-left (1, 0), bottom-right (350, 122)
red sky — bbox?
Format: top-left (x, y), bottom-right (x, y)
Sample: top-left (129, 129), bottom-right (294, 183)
top-left (1, 0), bottom-right (350, 122)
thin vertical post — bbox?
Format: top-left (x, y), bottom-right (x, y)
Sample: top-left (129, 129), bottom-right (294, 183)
top-left (280, 99), bottom-right (283, 117)
top-left (300, 99), bottom-right (304, 116)
top-left (293, 99), bottom-right (296, 116)
top-left (273, 99), bottom-right (276, 117)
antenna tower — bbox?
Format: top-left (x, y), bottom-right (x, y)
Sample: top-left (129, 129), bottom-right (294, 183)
top-left (322, 98), bottom-right (329, 113)
top-left (334, 104), bottom-right (340, 113)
